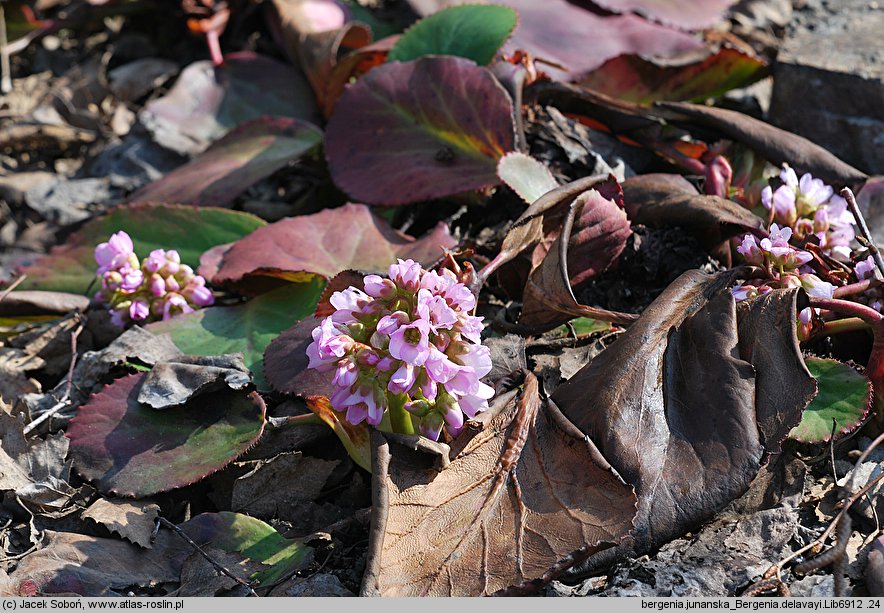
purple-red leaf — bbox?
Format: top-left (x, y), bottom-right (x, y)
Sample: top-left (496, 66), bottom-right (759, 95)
top-left (67, 374), bottom-right (266, 497)
top-left (325, 56), bottom-right (516, 205)
top-left (129, 117), bottom-right (322, 207)
top-left (590, 0), bottom-right (739, 30)
top-left (578, 47), bottom-right (766, 105)
top-left (141, 52), bottom-right (320, 155)
top-left (213, 203), bottom-right (457, 284)
top-left (362, 373), bottom-right (636, 596)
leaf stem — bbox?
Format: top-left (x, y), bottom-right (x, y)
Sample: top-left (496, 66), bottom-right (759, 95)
top-left (833, 278), bottom-right (878, 299)
top-left (388, 393), bottom-right (415, 436)
top-left (810, 297), bottom-right (883, 324)
top-left (819, 317), bottom-right (871, 337)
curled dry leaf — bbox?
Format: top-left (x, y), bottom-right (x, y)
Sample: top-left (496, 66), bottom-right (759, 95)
top-left (136, 354), bottom-right (251, 410)
top-left (736, 288), bottom-right (816, 453)
top-left (212, 203), bottom-right (456, 285)
top-left (325, 56), bottom-right (516, 205)
top-left (588, 0), bottom-right (739, 31)
top-left (0, 291), bottom-right (89, 316)
top-left (362, 373), bottom-right (636, 596)
top-left (519, 189), bottom-right (635, 329)
top-left (551, 270), bottom-right (817, 576)
top-left (82, 498), bottom-right (161, 548)
top-left (654, 102), bottom-right (868, 186)
top-left (306, 395), bottom-right (371, 471)
top-left (621, 173), bottom-right (767, 251)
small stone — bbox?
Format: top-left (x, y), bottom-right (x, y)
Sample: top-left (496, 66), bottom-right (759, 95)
top-left (270, 573), bottom-right (354, 597)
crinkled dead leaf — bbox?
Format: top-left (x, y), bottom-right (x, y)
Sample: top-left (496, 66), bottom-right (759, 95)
top-left (0, 291), bottom-right (88, 316)
top-left (590, 0), bottom-right (738, 30)
top-left (362, 373), bottom-right (637, 596)
top-left (137, 354), bottom-right (251, 410)
top-left (82, 498), bottom-right (160, 548)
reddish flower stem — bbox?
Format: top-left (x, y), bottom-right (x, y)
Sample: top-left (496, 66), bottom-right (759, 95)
top-left (833, 278), bottom-right (877, 299)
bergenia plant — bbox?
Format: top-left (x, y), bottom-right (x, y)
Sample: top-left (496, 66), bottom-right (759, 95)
top-left (306, 259), bottom-right (493, 441)
top-left (762, 164), bottom-right (855, 261)
top-left (94, 231), bottom-right (214, 328)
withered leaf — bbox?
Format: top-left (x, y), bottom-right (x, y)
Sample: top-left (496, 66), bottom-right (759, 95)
top-left (654, 102), bottom-right (868, 186)
top-left (137, 353), bottom-right (251, 410)
top-left (362, 373), bottom-right (636, 596)
top-left (621, 173), bottom-right (766, 251)
top-left (551, 270), bottom-right (815, 575)
top-left (82, 498), bottom-right (161, 548)
top-left (0, 291), bottom-right (88, 316)
top-left (736, 288), bottom-right (816, 454)
top-left (519, 190), bottom-right (636, 329)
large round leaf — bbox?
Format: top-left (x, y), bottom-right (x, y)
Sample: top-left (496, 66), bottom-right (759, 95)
top-left (19, 205), bottom-right (266, 294)
top-left (789, 357), bottom-right (872, 443)
top-left (67, 375), bottom-right (266, 497)
top-left (325, 56), bottom-right (516, 205)
top-left (388, 5), bottom-right (517, 65)
top-left (146, 280), bottom-right (325, 389)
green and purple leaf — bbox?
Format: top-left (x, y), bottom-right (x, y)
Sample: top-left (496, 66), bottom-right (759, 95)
top-left (128, 117), bottom-right (322, 208)
top-left (141, 52), bottom-right (320, 155)
top-left (212, 203), bottom-right (456, 285)
top-left (18, 205), bottom-right (265, 294)
top-left (180, 512), bottom-right (313, 587)
top-left (788, 357), bottom-right (873, 443)
top-left (66, 374), bottom-right (266, 497)
top-left (578, 47), bottom-right (767, 105)
top-left (387, 4), bottom-right (517, 65)
top-left (147, 280), bottom-right (326, 389)
top-left (325, 56), bottom-right (516, 205)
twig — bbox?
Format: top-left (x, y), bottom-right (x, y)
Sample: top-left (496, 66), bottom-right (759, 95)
top-left (743, 578), bottom-right (790, 597)
top-left (844, 187), bottom-right (884, 280)
top-left (23, 321), bottom-right (84, 436)
top-left (154, 517), bottom-right (259, 597)
top-left (0, 274), bottom-right (27, 304)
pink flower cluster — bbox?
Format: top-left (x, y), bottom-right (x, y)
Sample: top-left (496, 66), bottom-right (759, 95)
top-left (94, 231), bottom-right (214, 328)
top-left (732, 224), bottom-right (834, 302)
top-left (762, 165), bottom-right (855, 260)
top-left (306, 259), bottom-right (493, 441)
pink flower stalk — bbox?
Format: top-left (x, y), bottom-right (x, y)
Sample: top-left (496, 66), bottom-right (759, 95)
top-left (761, 165), bottom-right (855, 261)
top-left (93, 232), bottom-right (214, 328)
top-left (305, 259), bottom-right (492, 440)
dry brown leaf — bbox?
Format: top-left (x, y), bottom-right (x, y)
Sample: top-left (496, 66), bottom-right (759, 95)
top-left (82, 498), bottom-right (161, 548)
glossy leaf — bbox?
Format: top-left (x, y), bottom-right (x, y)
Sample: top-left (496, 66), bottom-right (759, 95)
top-left (325, 56), bottom-right (515, 205)
top-left (213, 203), bottom-right (456, 284)
top-left (578, 48), bottom-right (766, 105)
top-left (408, 0), bottom-right (705, 81)
top-left (362, 374), bottom-right (636, 596)
top-left (147, 281), bottom-right (325, 390)
top-left (141, 52), bottom-right (320, 155)
top-left (19, 205), bottom-right (265, 294)
top-left (388, 4), bottom-right (517, 65)
top-left (66, 374), bottom-right (266, 497)
top-left (129, 117), bottom-right (323, 207)
top-left (789, 357), bottom-right (872, 443)
top-left (180, 511), bottom-right (313, 587)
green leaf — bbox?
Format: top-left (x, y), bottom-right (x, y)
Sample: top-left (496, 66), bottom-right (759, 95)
top-left (180, 512), bottom-right (313, 587)
top-left (147, 280), bottom-right (325, 389)
top-left (388, 4), bottom-right (517, 65)
top-left (19, 204), bottom-right (266, 295)
top-left (789, 357), bottom-right (872, 443)
top-left (554, 317), bottom-right (612, 338)
top-left (67, 374), bottom-right (266, 497)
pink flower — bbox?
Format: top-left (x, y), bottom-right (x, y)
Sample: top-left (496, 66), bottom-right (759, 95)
top-left (857, 256), bottom-right (878, 281)
top-left (363, 274), bottom-right (397, 298)
top-left (95, 231), bottom-right (134, 275)
top-left (416, 289), bottom-right (458, 332)
top-left (388, 319), bottom-right (431, 366)
top-left (129, 300), bottom-right (149, 321)
top-left (388, 362), bottom-right (416, 395)
top-left (737, 235), bottom-right (763, 265)
top-left (388, 259), bottom-right (422, 291)
top-left (330, 287), bottom-right (369, 324)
